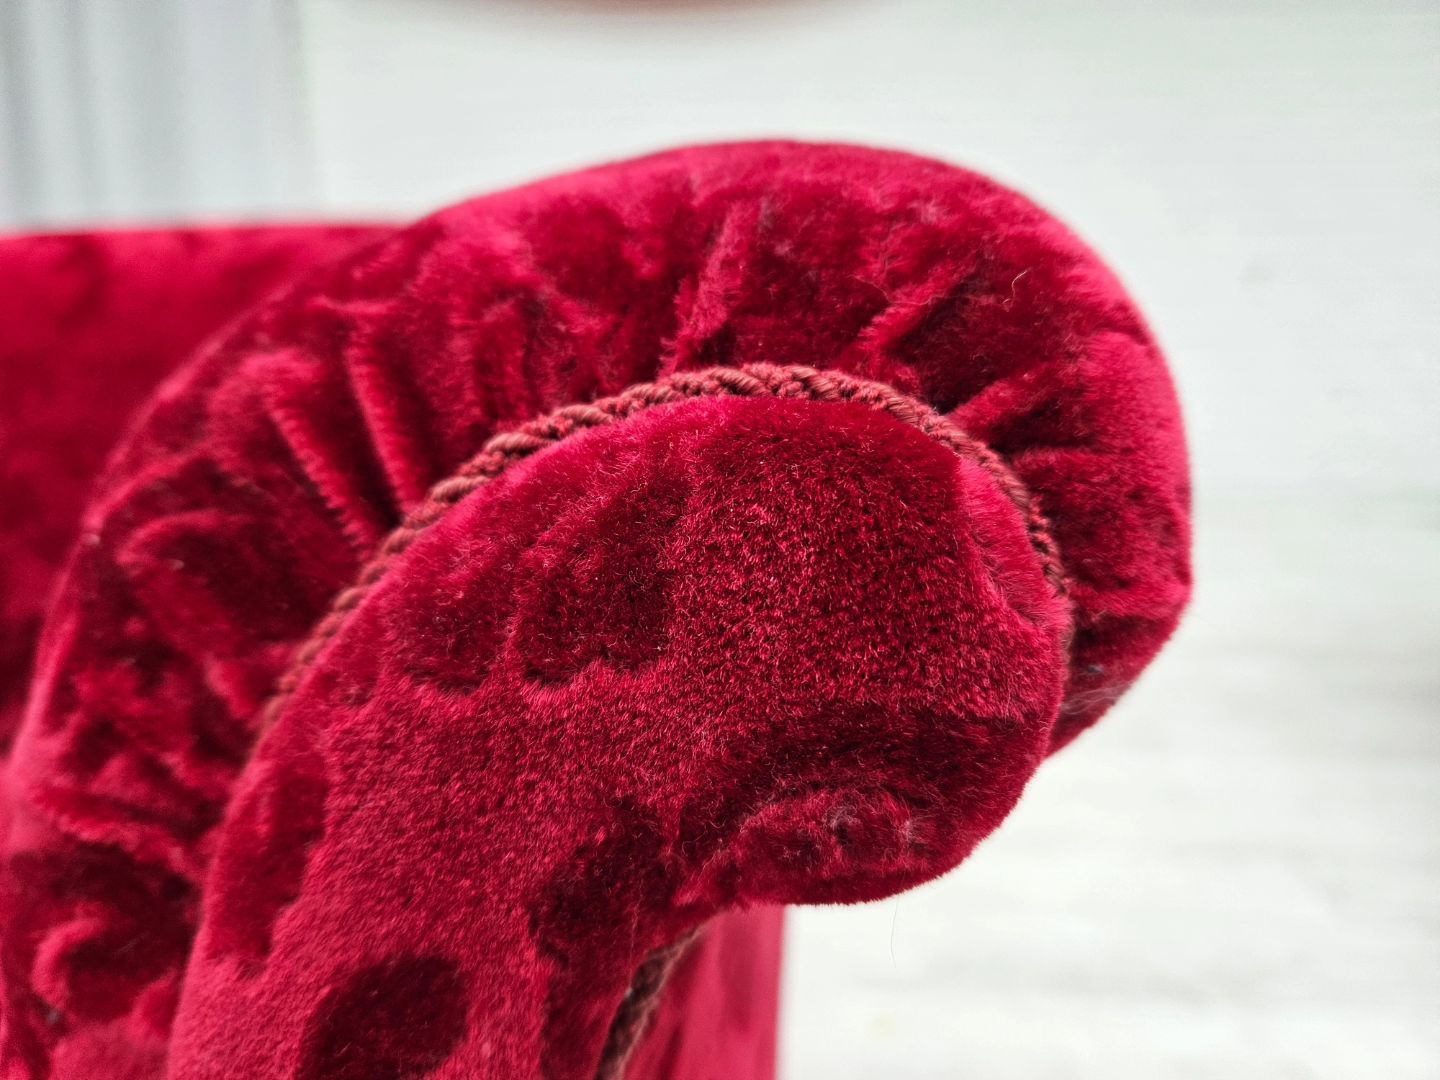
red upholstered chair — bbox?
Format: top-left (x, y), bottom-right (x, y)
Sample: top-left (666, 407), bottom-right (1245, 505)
top-left (0, 142), bottom-right (1190, 1079)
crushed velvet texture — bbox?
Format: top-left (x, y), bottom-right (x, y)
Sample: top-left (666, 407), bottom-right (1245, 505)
top-left (0, 141), bottom-right (1190, 1079)
top-left (169, 388), bottom-right (1070, 1078)
top-left (0, 225), bottom-right (780, 1080)
top-left (0, 226), bottom-right (382, 753)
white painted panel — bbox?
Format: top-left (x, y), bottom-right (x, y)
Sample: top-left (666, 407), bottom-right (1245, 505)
top-left (0, 0), bottom-right (312, 227)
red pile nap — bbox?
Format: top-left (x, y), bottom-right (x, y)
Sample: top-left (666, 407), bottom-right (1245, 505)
top-left (0, 142), bottom-right (1190, 1079)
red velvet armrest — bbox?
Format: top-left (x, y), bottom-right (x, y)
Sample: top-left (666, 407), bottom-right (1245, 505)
top-left (0, 142), bottom-right (1189, 1079)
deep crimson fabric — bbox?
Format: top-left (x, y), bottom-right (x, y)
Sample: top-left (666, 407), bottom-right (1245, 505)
top-left (0, 225), bottom-right (383, 754)
top-left (0, 224), bottom-right (781, 1080)
top-left (0, 142), bottom-right (1190, 1079)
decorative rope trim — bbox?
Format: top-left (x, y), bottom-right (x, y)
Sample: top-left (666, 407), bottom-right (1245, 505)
top-left (261, 363), bottom-right (1065, 730)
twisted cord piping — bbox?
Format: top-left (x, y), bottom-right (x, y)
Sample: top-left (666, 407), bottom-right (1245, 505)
top-left (262, 363), bottom-right (1065, 730)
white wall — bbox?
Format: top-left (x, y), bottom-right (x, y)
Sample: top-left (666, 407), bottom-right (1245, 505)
top-left (0, 0), bottom-right (311, 224)
top-left (292, 0), bottom-right (1440, 500)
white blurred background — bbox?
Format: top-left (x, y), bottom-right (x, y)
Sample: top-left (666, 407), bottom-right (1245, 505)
top-left (2, 2), bottom-right (1436, 1077)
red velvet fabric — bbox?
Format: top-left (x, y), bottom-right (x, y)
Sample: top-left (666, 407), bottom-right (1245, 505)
top-left (0, 226), bottom-right (382, 755)
top-left (0, 142), bottom-right (1190, 1079)
top-left (0, 223), bottom-right (781, 1080)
